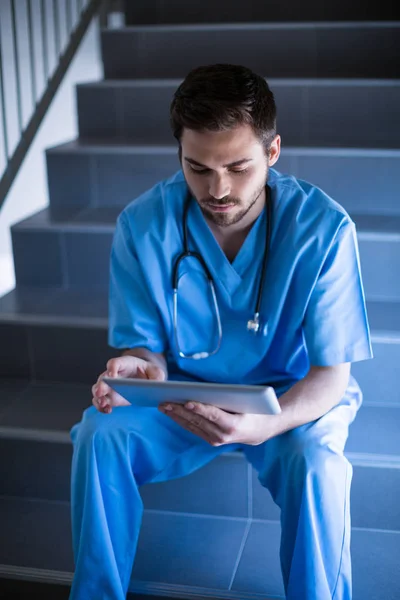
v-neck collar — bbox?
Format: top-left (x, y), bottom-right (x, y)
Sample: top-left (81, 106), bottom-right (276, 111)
top-left (187, 199), bottom-right (266, 296)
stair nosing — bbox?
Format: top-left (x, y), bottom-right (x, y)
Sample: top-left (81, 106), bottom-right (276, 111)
top-left (0, 565), bottom-right (73, 587)
top-left (346, 452), bottom-right (400, 469)
top-left (101, 21), bottom-right (400, 33)
top-left (46, 142), bottom-right (400, 158)
top-left (1, 313), bottom-right (399, 340)
top-left (0, 426), bottom-right (71, 444)
top-left (77, 78), bottom-right (400, 88)
top-left (12, 208), bottom-right (400, 240)
top-left (0, 312), bottom-right (108, 328)
top-left (1, 417), bottom-right (400, 464)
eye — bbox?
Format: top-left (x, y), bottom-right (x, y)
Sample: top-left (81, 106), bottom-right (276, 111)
top-left (188, 165), bottom-right (249, 176)
top-left (188, 166), bottom-right (210, 175)
top-left (230, 168), bottom-right (249, 176)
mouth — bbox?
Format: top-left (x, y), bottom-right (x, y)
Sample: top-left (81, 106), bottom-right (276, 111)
top-left (206, 203), bottom-right (236, 213)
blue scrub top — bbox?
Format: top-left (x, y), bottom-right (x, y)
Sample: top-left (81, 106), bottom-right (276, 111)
top-left (108, 168), bottom-right (373, 395)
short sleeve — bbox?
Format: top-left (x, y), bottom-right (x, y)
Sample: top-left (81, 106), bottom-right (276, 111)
top-left (108, 211), bottom-right (167, 352)
top-left (303, 219), bottom-right (373, 366)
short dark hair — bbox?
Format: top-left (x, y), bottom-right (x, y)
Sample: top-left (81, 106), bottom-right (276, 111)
top-left (170, 64), bottom-right (277, 153)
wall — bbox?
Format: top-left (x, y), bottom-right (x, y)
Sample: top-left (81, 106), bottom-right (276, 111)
top-left (0, 1), bottom-right (103, 296)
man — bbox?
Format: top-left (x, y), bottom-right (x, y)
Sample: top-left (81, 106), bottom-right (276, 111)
top-left (69, 64), bottom-right (373, 600)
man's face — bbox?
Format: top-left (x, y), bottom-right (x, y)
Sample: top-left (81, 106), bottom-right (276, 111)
top-left (180, 124), bottom-right (279, 227)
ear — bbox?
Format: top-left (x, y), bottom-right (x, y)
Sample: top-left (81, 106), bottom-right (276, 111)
top-left (268, 135), bottom-right (281, 167)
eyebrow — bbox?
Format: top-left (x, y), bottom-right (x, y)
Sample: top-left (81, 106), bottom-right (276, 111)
top-left (184, 157), bottom-right (253, 169)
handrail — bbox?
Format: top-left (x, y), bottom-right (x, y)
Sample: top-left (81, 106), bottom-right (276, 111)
top-left (0, 0), bottom-right (104, 211)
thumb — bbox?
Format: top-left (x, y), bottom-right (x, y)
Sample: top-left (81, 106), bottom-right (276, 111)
top-left (146, 364), bottom-right (166, 381)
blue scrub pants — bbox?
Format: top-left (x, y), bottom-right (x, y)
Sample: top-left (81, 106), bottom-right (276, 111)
top-left (68, 376), bottom-right (362, 600)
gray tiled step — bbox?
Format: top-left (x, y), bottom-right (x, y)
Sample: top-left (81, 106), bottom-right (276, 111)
top-left (0, 379), bottom-right (399, 530)
top-left (1, 428), bottom-right (399, 532)
top-left (76, 79), bottom-right (400, 148)
top-left (232, 522), bottom-right (400, 600)
top-left (10, 208), bottom-right (400, 301)
top-left (0, 287), bottom-right (399, 402)
top-left (0, 383), bottom-right (398, 458)
top-left (0, 497), bottom-right (399, 600)
top-left (11, 210), bottom-right (114, 289)
top-left (125, 2), bottom-right (397, 24)
top-left (46, 142), bottom-right (400, 217)
top-left (0, 303), bottom-right (113, 382)
top-left (100, 24), bottom-right (400, 79)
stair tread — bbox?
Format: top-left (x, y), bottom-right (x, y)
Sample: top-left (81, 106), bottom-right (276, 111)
top-left (12, 206), bottom-right (400, 238)
top-left (0, 378), bottom-right (398, 459)
top-left (0, 495), bottom-right (398, 599)
top-left (0, 284), bottom-right (400, 334)
top-left (0, 286), bottom-right (108, 326)
top-left (351, 213), bottom-right (400, 235)
top-left (11, 207), bottom-right (120, 231)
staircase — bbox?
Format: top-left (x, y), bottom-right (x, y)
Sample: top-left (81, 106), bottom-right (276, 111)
top-left (0, 2), bottom-right (399, 599)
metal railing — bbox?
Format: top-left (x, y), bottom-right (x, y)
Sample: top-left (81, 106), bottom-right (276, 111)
top-left (0, 0), bottom-right (107, 210)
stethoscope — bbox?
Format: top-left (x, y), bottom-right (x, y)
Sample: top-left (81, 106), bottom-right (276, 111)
top-left (172, 185), bottom-right (272, 359)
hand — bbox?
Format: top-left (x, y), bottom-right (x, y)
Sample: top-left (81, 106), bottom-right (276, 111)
top-left (92, 355), bottom-right (166, 414)
top-left (158, 401), bottom-right (280, 446)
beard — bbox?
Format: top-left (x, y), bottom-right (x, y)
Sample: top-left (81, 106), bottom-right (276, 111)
top-left (198, 178), bottom-right (266, 227)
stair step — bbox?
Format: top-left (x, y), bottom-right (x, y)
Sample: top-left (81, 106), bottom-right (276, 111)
top-left (124, 1), bottom-right (396, 24)
top-left (0, 286), bottom-right (399, 401)
top-left (76, 79), bottom-right (400, 148)
top-left (46, 141), bottom-right (400, 217)
top-left (11, 210), bottom-right (114, 289)
top-left (100, 24), bottom-right (400, 79)
top-left (0, 302), bottom-right (113, 381)
top-left (9, 207), bottom-right (400, 300)
top-left (0, 495), bottom-right (399, 600)
top-left (0, 379), bottom-right (399, 527)
top-left (2, 382), bottom-right (395, 455)
top-left (0, 285), bottom-right (108, 326)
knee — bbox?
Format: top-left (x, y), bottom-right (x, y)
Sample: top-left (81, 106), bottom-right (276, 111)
top-left (70, 405), bottom-right (127, 448)
top-left (262, 425), bottom-right (349, 489)
top-left (282, 428), bottom-right (347, 477)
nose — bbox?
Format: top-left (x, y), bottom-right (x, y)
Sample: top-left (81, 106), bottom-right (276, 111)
top-left (208, 173), bottom-right (231, 200)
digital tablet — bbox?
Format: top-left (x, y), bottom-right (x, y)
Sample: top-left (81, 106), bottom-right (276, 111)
top-left (101, 377), bottom-right (281, 415)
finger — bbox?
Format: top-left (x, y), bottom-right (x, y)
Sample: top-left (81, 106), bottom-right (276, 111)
top-left (107, 356), bottom-right (135, 378)
top-left (92, 370), bottom-right (111, 398)
top-left (92, 396), bottom-right (112, 414)
top-left (94, 378), bottom-right (112, 398)
top-left (161, 409), bottom-right (220, 445)
top-left (160, 404), bottom-right (226, 445)
top-left (93, 377), bottom-right (131, 407)
top-left (146, 364), bottom-right (166, 381)
top-left (184, 401), bottom-right (239, 434)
